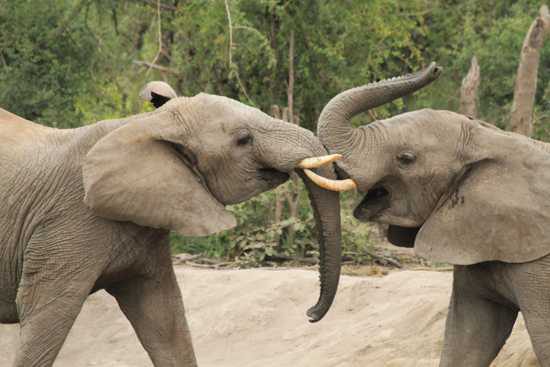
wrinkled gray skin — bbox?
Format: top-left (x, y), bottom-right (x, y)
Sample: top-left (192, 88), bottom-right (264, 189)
top-left (0, 91), bottom-right (341, 367)
top-left (318, 63), bottom-right (550, 366)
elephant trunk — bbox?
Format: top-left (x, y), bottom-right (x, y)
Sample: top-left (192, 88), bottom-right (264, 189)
top-left (317, 62), bottom-right (442, 153)
top-left (298, 167), bottom-right (341, 322)
top-left (258, 120), bottom-right (342, 321)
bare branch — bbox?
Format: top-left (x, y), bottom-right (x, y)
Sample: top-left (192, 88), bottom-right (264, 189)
top-left (287, 29), bottom-right (295, 125)
top-left (224, 0), bottom-right (234, 67)
top-left (509, 5), bottom-right (550, 136)
top-left (459, 56), bottom-right (480, 117)
top-left (133, 60), bottom-right (179, 75)
top-left (223, 0), bottom-right (253, 103)
top-left (146, 0), bottom-right (163, 75)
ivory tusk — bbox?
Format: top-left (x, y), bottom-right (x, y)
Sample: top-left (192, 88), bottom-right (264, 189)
top-left (298, 154), bottom-right (343, 169)
top-left (303, 169), bottom-right (357, 192)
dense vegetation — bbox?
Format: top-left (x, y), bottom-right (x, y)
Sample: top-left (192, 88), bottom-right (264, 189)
top-left (2, 0), bottom-right (549, 264)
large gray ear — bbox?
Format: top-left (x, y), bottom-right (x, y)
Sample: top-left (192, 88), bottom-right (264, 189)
top-left (415, 123), bottom-right (550, 265)
top-left (82, 112), bottom-right (236, 236)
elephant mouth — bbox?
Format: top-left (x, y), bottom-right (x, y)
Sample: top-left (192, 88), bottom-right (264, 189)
top-left (353, 184), bottom-right (420, 247)
top-left (258, 168), bottom-right (289, 186)
top-left (353, 185), bottom-right (391, 221)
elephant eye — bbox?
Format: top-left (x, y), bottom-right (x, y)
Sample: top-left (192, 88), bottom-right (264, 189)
top-left (397, 152), bottom-right (416, 166)
top-left (235, 130), bottom-right (253, 146)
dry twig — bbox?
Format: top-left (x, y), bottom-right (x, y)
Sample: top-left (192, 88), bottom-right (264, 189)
top-left (146, 0), bottom-right (163, 75)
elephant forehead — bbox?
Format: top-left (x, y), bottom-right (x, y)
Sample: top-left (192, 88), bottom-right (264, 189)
top-left (389, 115), bottom-right (461, 147)
top-left (194, 93), bottom-right (259, 116)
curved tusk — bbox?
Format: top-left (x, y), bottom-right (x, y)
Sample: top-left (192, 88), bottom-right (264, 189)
top-left (298, 154), bottom-right (343, 169)
top-left (303, 169), bottom-right (357, 192)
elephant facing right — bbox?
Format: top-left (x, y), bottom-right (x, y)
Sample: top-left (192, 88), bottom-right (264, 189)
top-left (311, 63), bottom-right (550, 366)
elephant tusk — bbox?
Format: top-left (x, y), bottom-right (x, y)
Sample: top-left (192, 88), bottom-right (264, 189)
top-left (303, 169), bottom-right (357, 192)
top-left (298, 154), bottom-right (343, 169)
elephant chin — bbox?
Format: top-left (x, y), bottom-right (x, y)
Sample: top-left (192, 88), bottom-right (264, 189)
top-left (387, 225), bottom-right (420, 248)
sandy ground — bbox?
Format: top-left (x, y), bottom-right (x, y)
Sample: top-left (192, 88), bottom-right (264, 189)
top-left (0, 266), bottom-right (539, 366)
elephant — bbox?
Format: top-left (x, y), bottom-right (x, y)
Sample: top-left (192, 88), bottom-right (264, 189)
top-left (0, 86), bottom-right (343, 367)
top-left (311, 62), bottom-right (550, 366)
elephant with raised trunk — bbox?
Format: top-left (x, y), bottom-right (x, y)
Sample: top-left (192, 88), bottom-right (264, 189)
top-left (312, 63), bottom-right (550, 366)
top-left (0, 88), bottom-right (342, 366)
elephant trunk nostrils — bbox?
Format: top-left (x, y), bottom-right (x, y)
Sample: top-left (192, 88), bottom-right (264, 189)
top-left (317, 62), bottom-right (442, 152)
top-left (298, 167), bottom-right (342, 322)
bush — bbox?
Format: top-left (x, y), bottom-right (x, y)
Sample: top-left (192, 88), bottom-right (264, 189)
top-left (170, 182), bottom-right (376, 267)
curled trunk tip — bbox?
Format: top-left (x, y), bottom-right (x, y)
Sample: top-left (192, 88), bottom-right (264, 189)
top-left (317, 62), bottom-right (442, 151)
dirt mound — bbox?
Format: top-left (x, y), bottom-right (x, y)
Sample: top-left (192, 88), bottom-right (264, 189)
top-left (0, 267), bottom-right (538, 366)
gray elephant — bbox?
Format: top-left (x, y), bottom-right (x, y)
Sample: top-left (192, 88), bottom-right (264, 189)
top-left (312, 63), bottom-right (550, 366)
top-left (0, 88), bottom-right (342, 366)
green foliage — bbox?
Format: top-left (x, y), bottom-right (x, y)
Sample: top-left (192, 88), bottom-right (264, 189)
top-left (0, 0), bottom-right (99, 126)
top-left (170, 182), bottom-right (375, 266)
top-left (4, 0), bottom-right (550, 264)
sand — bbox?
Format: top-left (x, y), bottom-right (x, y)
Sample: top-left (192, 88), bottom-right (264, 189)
top-left (0, 266), bottom-right (539, 366)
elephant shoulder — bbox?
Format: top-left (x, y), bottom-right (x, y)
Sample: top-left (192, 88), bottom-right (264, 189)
top-left (0, 108), bottom-right (53, 146)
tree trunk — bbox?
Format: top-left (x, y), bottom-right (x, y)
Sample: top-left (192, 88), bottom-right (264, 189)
top-left (284, 30), bottom-right (303, 253)
top-left (270, 105), bottom-right (284, 223)
top-left (459, 56), bottom-right (480, 118)
top-left (509, 5), bottom-right (550, 136)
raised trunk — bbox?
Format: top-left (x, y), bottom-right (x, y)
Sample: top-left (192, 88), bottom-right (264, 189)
top-left (298, 167), bottom-right (341, 322)
top-left (317, 63), bottom-right (441, 153)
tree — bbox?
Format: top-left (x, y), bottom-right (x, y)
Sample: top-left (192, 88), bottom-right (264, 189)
top-left (459, 56), bottom-right (480, 117)
top-left (509, 5), bottom-right (550, 136)
top-left (0, 0), bottom-right (99, 126)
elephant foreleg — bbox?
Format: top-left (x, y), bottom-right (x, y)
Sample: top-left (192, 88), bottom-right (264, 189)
top-left (439, 282), bottom-right (518, 367)
top-left (14, 272), bottom-right (97, 367)
top-left (107, 265), bottom-right (197, 367)
top-left (512, 256), bottom-right (550, 366)
top-left (521, 309), bottom-right (550, 366)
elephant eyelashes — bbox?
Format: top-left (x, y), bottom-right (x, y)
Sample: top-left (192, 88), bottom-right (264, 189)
top-left (397, 152), bottom-right (416, 166)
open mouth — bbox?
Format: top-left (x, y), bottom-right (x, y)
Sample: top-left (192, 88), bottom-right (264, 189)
top-left (258, 168), bottom-right (289, 186)
top-left (353, 184), bottom-right (391, 221)
top-left (353, 182), bottom-right (421, 248)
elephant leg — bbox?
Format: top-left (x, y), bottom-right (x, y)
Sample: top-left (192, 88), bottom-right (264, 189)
top-left (14, 272), bottom-right (96, 367)
top-left (439, 272), bottom-right (518, 367)
top-left (512, 256), bottom-right (550, 365)
top-left (521, 310), bottom-right (550, 366)
top-left (107, 265), bottom-right (197, 367)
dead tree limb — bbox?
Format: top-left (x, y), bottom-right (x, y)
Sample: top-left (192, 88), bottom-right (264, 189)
top-left (223, 0), bottom-right (253, 103)
top-left (459, 56), bottom-right (480, 117)
top-left (146, 0), bottom-right (163, 75)
top-left (132, 60), bottom-right (179, 75)
top-left (509, 5), bottom-right (550, 136)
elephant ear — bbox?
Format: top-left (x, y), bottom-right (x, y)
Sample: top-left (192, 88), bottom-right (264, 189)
top-left (82, 112), bottom-right (236, 236)
top-left (139, 81), bottom-right (178, 108)
top-left (415, 123), bottom-right (550, 265)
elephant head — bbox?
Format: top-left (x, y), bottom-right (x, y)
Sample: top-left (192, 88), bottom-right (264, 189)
top-left (316, 63), bottom-right (550, 266)
top-left (83, 90), bottom-right (341, 321)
